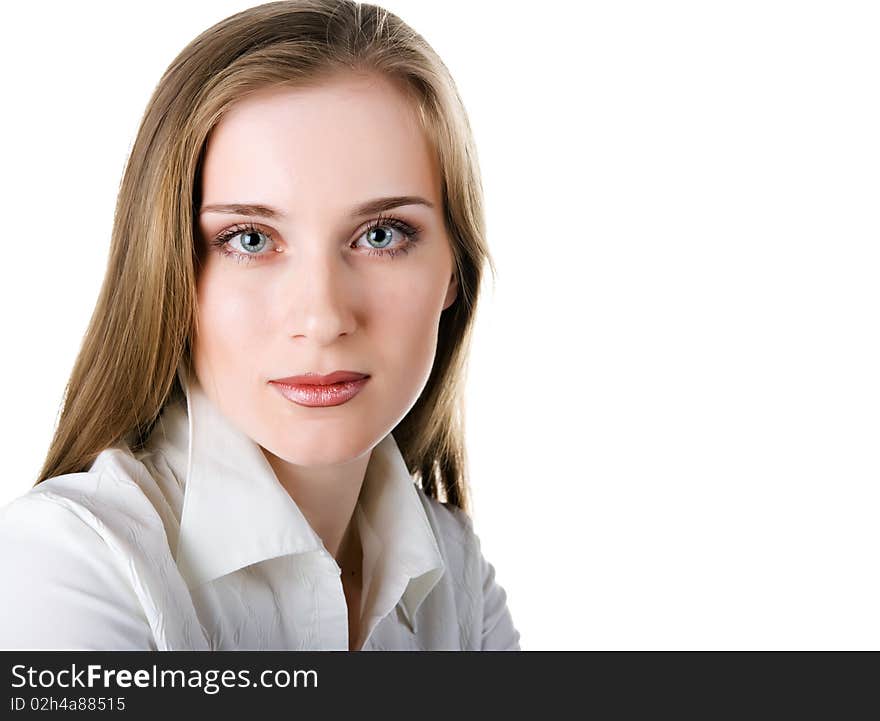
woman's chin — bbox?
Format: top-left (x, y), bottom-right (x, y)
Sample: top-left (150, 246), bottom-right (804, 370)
top-left (261, 431), bottom-right (377, 469)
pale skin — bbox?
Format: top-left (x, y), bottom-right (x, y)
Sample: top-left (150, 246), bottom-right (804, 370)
top-left (193, 71), bottom-right (458, 650)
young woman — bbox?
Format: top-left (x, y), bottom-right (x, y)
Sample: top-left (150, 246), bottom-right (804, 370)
top-left (0, 0), bottom-right (519, 651)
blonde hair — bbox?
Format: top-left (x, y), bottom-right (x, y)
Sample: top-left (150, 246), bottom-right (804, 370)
top-left (35, 0), bottom-right (494, 514)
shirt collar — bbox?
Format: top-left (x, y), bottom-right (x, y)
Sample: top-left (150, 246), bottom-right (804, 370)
top-left (146, 360), bottom-right (445, 630)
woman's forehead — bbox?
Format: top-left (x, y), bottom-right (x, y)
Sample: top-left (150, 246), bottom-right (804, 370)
top-left (200, 73), bottom-right (440, 215)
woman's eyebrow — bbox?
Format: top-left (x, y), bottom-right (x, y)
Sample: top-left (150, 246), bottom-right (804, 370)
top-left (199, 195), bottom-right (434, 219)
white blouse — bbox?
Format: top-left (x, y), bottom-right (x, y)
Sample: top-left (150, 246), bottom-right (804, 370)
top-left (0, 366), bottom-right (520, 651)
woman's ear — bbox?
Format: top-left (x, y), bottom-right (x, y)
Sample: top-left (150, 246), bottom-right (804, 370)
top-left (442, 271), bottom-right (458, 311)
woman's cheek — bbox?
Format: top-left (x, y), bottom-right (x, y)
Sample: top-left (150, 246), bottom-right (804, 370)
top-left (196, 277), bottom-right (258, 367)
top-left (392, 302), bottom-right (444, 397)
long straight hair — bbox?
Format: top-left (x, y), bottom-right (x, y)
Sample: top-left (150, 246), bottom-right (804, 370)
top-left (35, 0), bottom-right (494, 514)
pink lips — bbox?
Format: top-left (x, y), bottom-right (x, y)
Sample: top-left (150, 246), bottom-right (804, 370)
top-left (272, 370), bottom-right (368, 386)
top-left (269, 370), bottom-right (370, 407)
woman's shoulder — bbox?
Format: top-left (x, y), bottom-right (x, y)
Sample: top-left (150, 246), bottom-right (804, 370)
top-left (0, 450), bottom-right (205, 650)
top-left (0, 447), bottom-right (176, 586)
top-left (0, 445), bottom-right (180, 605)
top-left (414, 486), bottom-right (475, 543)
top-left (0, 468), bottom-right (160, 650)
top-left (8, 449), bottom-right (157, 532)
top-left (17, 445), bottom-right (183, 548)
top-left (414, 487), bottom-right (482, 576)
top-left (413, 486), bottom-right (521, 650)
top-left (0, 473), bottom-right (108, 548)
top-left (0, 467), bottom-right (140, 575)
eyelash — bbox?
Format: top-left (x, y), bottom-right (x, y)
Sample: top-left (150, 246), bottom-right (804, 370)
top-left (208, 213), bottom-right (423, 265)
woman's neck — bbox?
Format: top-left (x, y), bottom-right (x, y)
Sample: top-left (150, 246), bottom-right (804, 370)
top-left (261, 445), bottom-right (371, 561)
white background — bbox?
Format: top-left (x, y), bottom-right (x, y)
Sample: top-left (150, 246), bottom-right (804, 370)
top-left (1, 1), bottom-right (878, 649)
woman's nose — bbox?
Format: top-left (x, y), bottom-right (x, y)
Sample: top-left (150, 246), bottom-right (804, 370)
top-left (280, 248), bottom-right (358, 345)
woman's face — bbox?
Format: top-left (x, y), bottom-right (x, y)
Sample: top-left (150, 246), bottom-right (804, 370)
top-left (193, 72), bottom-right (457, 466)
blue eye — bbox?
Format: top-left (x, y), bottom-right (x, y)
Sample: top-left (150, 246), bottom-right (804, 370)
top-left (238, 229), bottom-right (269, 253)
top-left (209, 225), bottom-right (275, 264)
top-left (356, 215), bottom-right (422, 258)
top-left (366, 226), bottom-right (394, 248)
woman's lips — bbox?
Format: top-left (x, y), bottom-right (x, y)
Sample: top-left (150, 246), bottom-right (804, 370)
top-left (269, 377), bottom-right (370, 407)
top-left (272, 370), bottom-right (368, 385)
